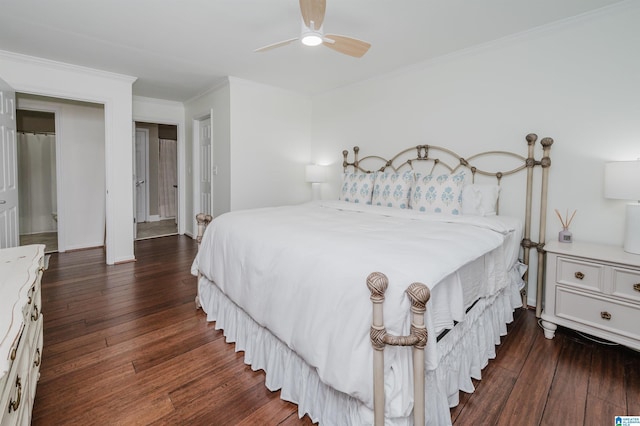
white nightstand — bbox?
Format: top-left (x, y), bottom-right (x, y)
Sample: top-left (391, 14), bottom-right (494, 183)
top-left (541, 240), bottom-right (640, 351)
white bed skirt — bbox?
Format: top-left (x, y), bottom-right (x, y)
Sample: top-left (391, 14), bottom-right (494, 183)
top-left (198, 276), bottom-right (522, 425)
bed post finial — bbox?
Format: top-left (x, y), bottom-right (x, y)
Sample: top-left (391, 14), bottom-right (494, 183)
top-left (196, 213), bottom-right (213, 244)
top-left (366, 272), bottom-right (388, 426)
top-left (526, 133), bottom-right (538, 145)
top-left (367, 275), bottom-right (430, 426)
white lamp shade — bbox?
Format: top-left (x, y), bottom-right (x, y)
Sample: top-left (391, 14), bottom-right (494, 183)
top-left (305, 164), bottom-right (326, 183)
top-left (604, 160), bottom-right (640, 201)
top-left (605, 160), bottom-right (640, 254)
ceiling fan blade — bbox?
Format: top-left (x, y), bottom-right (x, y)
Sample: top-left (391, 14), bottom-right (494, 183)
top-left (323, 35), bottom-right (371, 58)
top-left (254, 38), bottom-right (299, 53)
top-left (299, 0), bottom-right (326, 30)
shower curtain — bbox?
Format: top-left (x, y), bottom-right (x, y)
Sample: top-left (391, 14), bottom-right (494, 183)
top-left (18, 133), bottom-right (57, 234)
top-left (158, 138), bottom-right (177, 219)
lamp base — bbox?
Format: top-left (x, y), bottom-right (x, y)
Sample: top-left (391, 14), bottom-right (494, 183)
top-left (311, 182), bottom-right (322, 201)
top-left (624, 203), bottom-right (640, 255)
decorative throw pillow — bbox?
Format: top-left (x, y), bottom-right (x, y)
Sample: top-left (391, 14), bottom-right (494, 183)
top-left (462, 184), bottom-right (501, 216)
top-left (339, 172), bottom-right (376, 204)
top-left (372, 170), bottom-right (414, 209)
top-left (410, 171), bottom-right (466, 215)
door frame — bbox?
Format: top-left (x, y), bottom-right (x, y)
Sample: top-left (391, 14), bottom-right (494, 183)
top-left (131, 117), bottom-right (185, 236)
top-left (192, 112), bottom-right (213, 233)
top-left (15, 102), bottom-right (66, 252)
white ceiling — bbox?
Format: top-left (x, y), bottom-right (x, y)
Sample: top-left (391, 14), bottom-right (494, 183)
top-left (0, 0), bottom-right (626, 102)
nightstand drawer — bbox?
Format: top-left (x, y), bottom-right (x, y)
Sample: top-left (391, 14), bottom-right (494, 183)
top-left (611, 267), bottom-right (640, 303)
top-left (556, 287), bottom-right (640, 341)
top-left (556, 257), bottom-right (604, 291)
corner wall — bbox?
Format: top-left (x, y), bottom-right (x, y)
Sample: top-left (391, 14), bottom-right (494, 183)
top-left (228, 77), bottom-right (312, 211)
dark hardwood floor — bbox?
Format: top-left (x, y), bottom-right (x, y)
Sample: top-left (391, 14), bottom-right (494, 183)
top-left (32, 235), bottom-right (639, 425)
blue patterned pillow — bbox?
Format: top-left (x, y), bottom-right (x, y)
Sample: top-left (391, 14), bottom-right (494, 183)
top-left (339, 172), bottom-right (376, 204)
top-left (372, 170), bottom-right (414, 209)
top-left (411, 171), bottom-right (466, 215)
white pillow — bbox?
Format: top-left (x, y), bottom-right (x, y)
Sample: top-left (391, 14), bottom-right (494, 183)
top-left (372, 170), bottom-right (414, 209)
top-left (339, 172), bottom-right (376, 204)
top-left (411, 171), bottom-right (466, 215)
top-left (462, 184), bottom-right (501, 216)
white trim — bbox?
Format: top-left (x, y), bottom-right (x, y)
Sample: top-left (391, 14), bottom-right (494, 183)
top-left (0, 50), bottom-right (136, 84)
top-left (184, 78), bottom-right (229, 104)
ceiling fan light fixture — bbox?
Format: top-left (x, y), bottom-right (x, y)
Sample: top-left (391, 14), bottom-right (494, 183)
top-left (301, 33), bottom-right (323, 46)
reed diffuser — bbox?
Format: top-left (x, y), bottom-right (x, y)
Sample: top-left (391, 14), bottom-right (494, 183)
top-left (555, 208), bottom-right (576, 243)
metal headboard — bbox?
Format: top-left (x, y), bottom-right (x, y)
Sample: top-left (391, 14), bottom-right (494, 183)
top-left (342, 133), bottom-right (553, 315)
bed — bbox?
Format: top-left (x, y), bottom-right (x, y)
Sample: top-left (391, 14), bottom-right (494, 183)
top-left (191, 133), bottom-right (553, 425)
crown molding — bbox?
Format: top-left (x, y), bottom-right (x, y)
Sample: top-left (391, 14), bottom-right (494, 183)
top-left (0, 49), bottom-right (137, 84)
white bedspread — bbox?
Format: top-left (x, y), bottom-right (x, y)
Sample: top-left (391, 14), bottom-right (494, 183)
top-left (192, 200), bottom-right (521, 418)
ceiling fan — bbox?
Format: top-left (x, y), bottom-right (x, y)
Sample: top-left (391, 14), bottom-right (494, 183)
top-left (254, 0), bottom-right (371, 58)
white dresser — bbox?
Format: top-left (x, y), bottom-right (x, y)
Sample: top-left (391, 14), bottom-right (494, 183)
top-left (0, 245), bottom-right (45, 426)
top-left (541, 240), bottom-right (640, 350)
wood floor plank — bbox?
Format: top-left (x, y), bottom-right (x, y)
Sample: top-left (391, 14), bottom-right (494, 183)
top-left (40, 311), bottom-right (216, 382)
top-left (626, 348), bottom-right (640, 415)
top-left (235, 397), bottom-right (302, 426)
top-left (584, 394), bottom-right (625, 426)
top-left (539, 335), bottom-right (592, 425)
top-left (589, 342), bottom-right (628, 405)
top-left (33, 362), bottom-right (137, 418)
top-left (492, 307), bottom-right (539, 373)
top-left (494, 332), bottom-right (564, 425)
top-left (452, 365), bottom-right (518, 425)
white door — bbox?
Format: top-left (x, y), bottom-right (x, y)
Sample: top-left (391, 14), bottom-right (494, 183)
top-left (134, 129), bottom-right (148, 224)
top-left (199, 118), bottom-right (212, 216)
top-left (0, 77), bottom-right (18, 248)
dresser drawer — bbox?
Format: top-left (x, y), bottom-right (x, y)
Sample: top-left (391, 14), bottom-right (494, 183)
top-left (0, 325), bottom-right (31, 426)
top-left (611, 267), bottom-right (640, 303)
top-left (556, 256), bottom-right (604, 292)
top-left (555, 287), bottom-right (640, 341)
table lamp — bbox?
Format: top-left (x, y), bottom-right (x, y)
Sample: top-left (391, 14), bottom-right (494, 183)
top-left (305, 164), bottom-right (326, 200)
top-left (604, 160), bottom-right (640, 254)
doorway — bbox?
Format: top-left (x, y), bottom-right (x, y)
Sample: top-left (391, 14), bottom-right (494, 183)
top-left (134, 122), bottom-right (178, 240)
top-left (16, 109), bottom-right (59, 253)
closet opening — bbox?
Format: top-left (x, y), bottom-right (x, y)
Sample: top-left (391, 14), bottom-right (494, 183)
top-left (134, 122), bottom-right (178, 240)
top-left (17, 109), bottom-right (58, 253)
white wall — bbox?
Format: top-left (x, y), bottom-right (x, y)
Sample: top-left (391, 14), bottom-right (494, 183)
top-left (133, 96), bottom-right (186, 234)
top-left (229, 77), bottom-right (312, 210)
top-left (310, 2), bottom-right (640, 306)
top-left (0, 50), bottom-right (136, 264)
top-left (17, 95), bottom-right (106, 251)
top-left (184, 78), bottom-right (312, 235)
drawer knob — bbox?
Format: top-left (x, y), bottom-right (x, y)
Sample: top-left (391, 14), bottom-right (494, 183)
top-left (600, 311), bottom-right (612, 320)
top-left (8, 376), bottom-right (22, 413)
top-left (634, 283), bottom-right (640, 292)
top-left (575, 271), bottom-right (585, 280)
